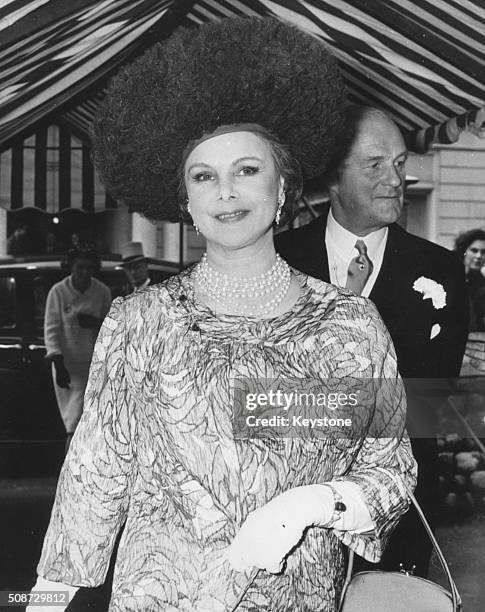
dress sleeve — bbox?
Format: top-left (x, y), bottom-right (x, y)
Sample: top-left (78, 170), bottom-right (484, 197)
top-left (332, 300), bottom-right (417, 563)
top-left (44, 285), bottom-right (63, 357)
top-left (37, 298), bottom-right (137, 586)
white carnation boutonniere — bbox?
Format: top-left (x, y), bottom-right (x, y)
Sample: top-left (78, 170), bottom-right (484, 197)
top-left (412, 276), bottom-right (447, 310)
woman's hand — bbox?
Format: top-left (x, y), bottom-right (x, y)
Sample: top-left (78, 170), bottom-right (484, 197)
top-left (26, 604), bottom-right (69, 612)
top-left (26, 577), bottom-right (77, 612)
top-left (52, 355), bottom-right (70, 389)
top-left (226, 485), bottom-right (334, 573)
top-left (77, 313), bottom-right (102, 329)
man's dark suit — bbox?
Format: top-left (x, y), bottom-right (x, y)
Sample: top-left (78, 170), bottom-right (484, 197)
top-left (275, 206), bottom-right (468, 575)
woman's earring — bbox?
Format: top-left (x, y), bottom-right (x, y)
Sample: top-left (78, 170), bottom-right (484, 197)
top-left (187, 198), bottom-right (200, 235)
top-left (275, 192), bottom-right (285, 226)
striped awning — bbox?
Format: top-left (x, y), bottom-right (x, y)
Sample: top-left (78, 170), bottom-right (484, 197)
top-left (0, 0), bottom-right (193, 148)
top-left (1, 0), bottom-right (484, 151)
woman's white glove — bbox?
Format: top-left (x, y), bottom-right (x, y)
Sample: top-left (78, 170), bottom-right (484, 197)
top-left (225, 485), bottom-right (335, 573)
top-left (25, 576), bottom-right (78, 612)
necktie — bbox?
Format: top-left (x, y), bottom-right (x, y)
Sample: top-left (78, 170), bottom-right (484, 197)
top-left (346, 240), bottom-right (373, 295)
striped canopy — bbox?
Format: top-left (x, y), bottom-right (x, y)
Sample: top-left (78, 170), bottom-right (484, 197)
top-left (1, 0), bottom-right (484, 151)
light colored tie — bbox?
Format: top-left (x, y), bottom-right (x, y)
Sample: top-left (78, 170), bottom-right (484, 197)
top-left (345, 240), bottom-right (373, 295)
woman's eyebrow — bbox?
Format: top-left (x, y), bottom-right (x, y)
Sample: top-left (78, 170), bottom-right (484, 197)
top-left (187, 156), bottom-right (265, 173)
top-left (186, 162), bottom-right (212, 173)
top-left (231, 156), bottom-right (264, 165)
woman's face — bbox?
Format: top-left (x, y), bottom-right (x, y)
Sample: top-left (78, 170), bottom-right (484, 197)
top-left (184, 131), bottom-right (284, 250)
top-left (71, 257), bottom-right (96, 285)
top-left (464, 240), bottom-right (485, 273)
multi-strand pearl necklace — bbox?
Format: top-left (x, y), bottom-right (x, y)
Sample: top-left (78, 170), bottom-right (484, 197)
top-left (194, 253), bottom-right (291, 315)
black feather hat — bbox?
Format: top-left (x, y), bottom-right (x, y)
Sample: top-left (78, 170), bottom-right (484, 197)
top-left (92, 17), bottom-right (347, 222)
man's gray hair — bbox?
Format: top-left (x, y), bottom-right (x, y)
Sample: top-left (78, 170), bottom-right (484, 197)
top-left (323, 105), bottom-right (401, 186)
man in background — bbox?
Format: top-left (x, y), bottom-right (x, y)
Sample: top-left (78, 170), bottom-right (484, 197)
top-left (120, 241), bottom-right (151, 294)
top-left (276, 105), bottom-right (468, 576)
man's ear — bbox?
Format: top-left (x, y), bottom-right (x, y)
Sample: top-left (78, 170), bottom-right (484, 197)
top-left (278, 175), bottom-right (285, 199)
top-left (327, 181), bottom-right (339, 201)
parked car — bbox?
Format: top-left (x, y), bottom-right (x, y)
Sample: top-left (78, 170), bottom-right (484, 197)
top-left (0, 255), bottom-right (180, 476)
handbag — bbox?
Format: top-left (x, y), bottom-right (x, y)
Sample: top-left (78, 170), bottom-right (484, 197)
top-left (339, 484), bottom-right (462, 612)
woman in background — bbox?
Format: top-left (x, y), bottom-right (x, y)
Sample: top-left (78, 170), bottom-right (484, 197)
top-left (44, 248), bottom-right (111, 448)
top-left (455, 229), bottom-right (485, 331)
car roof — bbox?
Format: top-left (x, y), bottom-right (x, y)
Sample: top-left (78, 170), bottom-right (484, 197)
top-left (0, 255), bottom-right (183, 272)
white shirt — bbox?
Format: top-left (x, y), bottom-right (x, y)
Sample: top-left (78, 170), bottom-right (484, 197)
top-left (325, 209), bottom-right (388, 297)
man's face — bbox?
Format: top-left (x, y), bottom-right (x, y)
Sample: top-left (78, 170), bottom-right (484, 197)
top-left (329, 114), bottom-right (408, 236)
top-left (124, 260), bottom-right (148, 287)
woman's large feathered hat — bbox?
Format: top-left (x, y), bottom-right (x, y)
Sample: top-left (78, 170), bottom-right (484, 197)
top-left (92, 17), bottom-right (347, 222)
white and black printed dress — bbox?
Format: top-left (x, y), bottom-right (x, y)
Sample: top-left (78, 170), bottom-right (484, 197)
top-left (38, 268), bottom-right (416, 611)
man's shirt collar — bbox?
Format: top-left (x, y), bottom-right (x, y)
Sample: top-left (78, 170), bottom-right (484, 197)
top-left (134, 278), bottom-right (150, 292)
top-left (326, 209), bottom-right (388, 261)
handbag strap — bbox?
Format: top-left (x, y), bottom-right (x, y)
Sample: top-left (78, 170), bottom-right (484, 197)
top-left (342, 482), bottom-right (462, 611)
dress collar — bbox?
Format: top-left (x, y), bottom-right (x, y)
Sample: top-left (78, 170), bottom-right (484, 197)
top-left (67, 275), bottom-right (92, 295)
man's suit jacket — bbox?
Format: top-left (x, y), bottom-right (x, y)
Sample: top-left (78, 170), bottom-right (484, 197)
top-left (275, 207), bottom-right (468, 381)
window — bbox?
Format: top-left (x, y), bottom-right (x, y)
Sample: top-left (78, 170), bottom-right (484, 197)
top-left (33, 275), bottom-right (50, 337)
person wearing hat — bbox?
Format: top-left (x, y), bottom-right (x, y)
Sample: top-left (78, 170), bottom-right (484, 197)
top-left (120, 241), bottom-right (151, 293)
top-left (30, 17), bottom-right (415, 611)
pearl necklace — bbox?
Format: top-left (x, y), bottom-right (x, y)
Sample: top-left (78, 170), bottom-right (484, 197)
top-left (194, 253), bottom-right (291, 315)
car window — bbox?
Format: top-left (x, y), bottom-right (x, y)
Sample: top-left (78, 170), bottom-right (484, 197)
top-left (33, 275), bottom-right (53, 338)
top-left (0, 276), bottom-right (16, 328)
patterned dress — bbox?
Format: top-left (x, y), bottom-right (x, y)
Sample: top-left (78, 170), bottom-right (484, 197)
top-left (38, 269), bottom-right (416, 611)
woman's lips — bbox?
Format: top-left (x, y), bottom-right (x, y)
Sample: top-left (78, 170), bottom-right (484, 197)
top-left (215, 210), bottom-right (249, 222)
